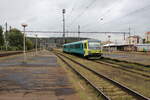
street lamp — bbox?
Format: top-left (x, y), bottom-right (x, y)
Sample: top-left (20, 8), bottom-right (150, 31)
top-left (21, 24), bottom-right (28, 62)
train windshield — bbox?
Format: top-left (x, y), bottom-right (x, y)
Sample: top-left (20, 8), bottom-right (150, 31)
top-left (88, 42), bottom-right (101, 50)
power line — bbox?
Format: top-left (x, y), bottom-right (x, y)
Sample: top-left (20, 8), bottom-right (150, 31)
top-left (66, 0), bottom-right (78, 21)
top-left (81, 5), bottom-right (115, 29)
top-left (81, 0), bottom-right (121, 30)
top-left (68, 0), bottom-right (98, 28)
top-left (83, 4), bottom-right (150, 31)
top-left (103, 4), bottom-right (150, 25)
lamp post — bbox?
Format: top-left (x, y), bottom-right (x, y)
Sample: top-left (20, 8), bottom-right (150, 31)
top-left (35, 34), bottom-right (38, 55)
top-left (78, 25), bottom-right (80, 41)
top-left (108, 35), bottom-right (111, 53)
top-left (21, 24), bottom-right (28, 62)
top-left (5, 22), bottom-right (8, 51)
top-left (62, 9), bottom-right (66, 44)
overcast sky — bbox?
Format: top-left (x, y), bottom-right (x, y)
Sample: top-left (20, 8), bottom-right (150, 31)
top-left (0, 0), bottom-right (150, 42)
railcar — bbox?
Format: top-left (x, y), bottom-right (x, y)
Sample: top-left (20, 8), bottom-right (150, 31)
top-left (63, 39), bottom-right (102, 58)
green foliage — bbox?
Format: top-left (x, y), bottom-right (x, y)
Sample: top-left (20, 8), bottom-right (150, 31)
top-left (7, 28), bottom-right (23, 50)
top-left (0, 26), bottom-right (4, 46)
top-left (147, 41), bottom-right (150, 44)
top-left (26, 39), bottom-right (34, 50)
top-left (6, 28), bottom-right (34, 50)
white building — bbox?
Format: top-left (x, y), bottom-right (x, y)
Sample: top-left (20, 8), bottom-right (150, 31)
top-left (126, 35), bottom-right (142, 44)
top-left (145, 32), bottom-right (150, 42)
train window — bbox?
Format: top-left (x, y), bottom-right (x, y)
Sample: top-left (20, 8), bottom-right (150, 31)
top-left (88, 42), bottom-right (101, 50)
top-left (77, 44), bottom-right (80, 48)
top-left (74, 44), bottom-right (80, 48)
top-left (70, 45), bottom-right (74, 48)
top-left (81, 44), bottom-right (83, 49)
top-left (75, 44), bottom-right (77, 48)
top-left (84, 43), bottom-right (87, 49)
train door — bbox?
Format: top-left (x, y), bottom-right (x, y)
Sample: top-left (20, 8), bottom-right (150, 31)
top-left (83, 42), bottom-right (88, 56)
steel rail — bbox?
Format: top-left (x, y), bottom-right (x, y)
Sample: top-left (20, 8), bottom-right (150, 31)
top-left (55, 53), bottom-right (111, 100)
top-left (56, 52), bottom-right (150, 100)
top-left (103, 57), bottom-right (150, 68)
top-left (0, 52), bottom-right (22, 57)
top-left (0, 50), bottom-right (35, 57)
top-left (95, 60), bottom-right (150, 78)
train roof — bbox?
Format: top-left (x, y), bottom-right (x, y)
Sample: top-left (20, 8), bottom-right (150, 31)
top-left (63, 39), bottom-right (101, 46)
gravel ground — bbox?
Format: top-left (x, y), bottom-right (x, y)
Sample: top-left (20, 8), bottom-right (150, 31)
top-left (0, 51), bottom-right (81, 100)
top-left (103, 52), bottom-right (150, 65)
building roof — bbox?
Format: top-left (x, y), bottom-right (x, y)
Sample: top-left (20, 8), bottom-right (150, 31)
top-left (146, 32), bottom-right (150, 34)
top-left (103, 44), bottom-right (150, 47)
top-left (128, 35), bottom-right (140, 38)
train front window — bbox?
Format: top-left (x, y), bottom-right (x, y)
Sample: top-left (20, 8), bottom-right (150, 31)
top-left (88, 42), bottom-right (101, 50)
top-left (84, 43), bottom-right (87, 49)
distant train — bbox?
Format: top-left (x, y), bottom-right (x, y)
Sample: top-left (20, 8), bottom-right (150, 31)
top-left (63, 39), bottom-right (103, 58)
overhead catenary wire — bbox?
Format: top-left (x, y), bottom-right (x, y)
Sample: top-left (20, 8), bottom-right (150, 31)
top-left (83, 4), bottom-right (150, 31)
top-left (66, 0), bottom-right (78, 20)
top-left (81, 0), bottom-right (121, 29)
top-left (102, 4), bottom-right (150, 25)
top-left (68, 0), bottom-right (98, 28)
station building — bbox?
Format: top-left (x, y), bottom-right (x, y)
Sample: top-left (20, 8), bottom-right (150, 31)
top-left (103, 44), bottom-right (150, 52)
top-left (145, 32), bottom-right (150, 43)
top-left (126, 35), bottom-right (142, 44)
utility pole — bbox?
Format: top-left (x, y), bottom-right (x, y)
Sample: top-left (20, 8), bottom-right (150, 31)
top-left (5, 22), bottom-right (8, 51)
top-left (123, 32), bottom-right (125, 40)
top-left (21, 24), bottom-right (28, 63)
top-left (9, 26), bottom-right (12, 31)
top-left (35, 34), bottom-right (38, 55)
top-left (128, 25), bottom-right (132, 52)
top-left (129, 25), bottom-right (131, 44)
top-left (62, 9), bottom-right (66, 44)
top-left (78, 25), bottom-right (80, 41)
top-left (108, 35), bottom-right (111, 53)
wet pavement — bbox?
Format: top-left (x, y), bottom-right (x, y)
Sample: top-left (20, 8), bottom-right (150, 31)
top-left (0, 51), bottom-right (80, 100)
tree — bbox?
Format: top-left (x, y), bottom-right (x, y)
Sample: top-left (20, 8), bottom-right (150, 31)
top-left (0, 26), bottom-right (4, 47)
top-left (7, 28), bottom-right (34, 50)
top-left (7, 28), bottom-right (23, 50)
top-left (26, 39), bottom-right (34, 50)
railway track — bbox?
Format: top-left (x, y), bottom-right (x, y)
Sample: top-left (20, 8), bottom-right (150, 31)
top-left (94, 60), bottom-right (150, 78)
top-left (0, 50), bottom-right (36, 57)
top-left (103, 57), bottom-right (150, 68)
top-left (57, 50), bottom-right (150, 79)
top-left (0, 51), bottom-right (23, 57)
top-left (54, 51), bottom-right (150, 100)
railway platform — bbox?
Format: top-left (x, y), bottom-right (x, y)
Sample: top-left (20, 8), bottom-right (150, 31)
top-left (103, 51), bottom-right (150, 66)
top-left (0, 51), bottom-right (81, 100)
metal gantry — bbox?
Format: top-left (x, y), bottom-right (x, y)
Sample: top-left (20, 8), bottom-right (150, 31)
top-left (23, 30), bottom-right (130, 34)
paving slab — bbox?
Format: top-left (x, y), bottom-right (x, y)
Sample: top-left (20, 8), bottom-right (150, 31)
top-left (0, 51), bottom-right (81, 100)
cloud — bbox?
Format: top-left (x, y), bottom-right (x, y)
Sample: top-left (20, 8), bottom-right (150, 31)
top-left (0, 0), bottom-right (150, 42)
